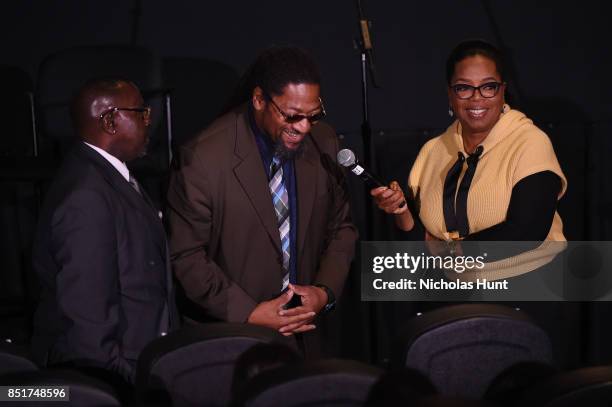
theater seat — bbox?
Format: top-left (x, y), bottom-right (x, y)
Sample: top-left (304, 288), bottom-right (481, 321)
top-left (0, 341), bottom-right (38, 376)
top-left (233, 359), bottom-right (383, 407)
top-left (393, 304), bottom-right (553, 398)
top-left (484, 360), bottom-right (557, 406)
top-left (518, 365), bottom-right (612, 407)
top-left (411, 395), bottom-right (499, 406)
top-left (0, 369), bottom-right (121, 406)
top-left (136, 322), bottom-right (291, 407)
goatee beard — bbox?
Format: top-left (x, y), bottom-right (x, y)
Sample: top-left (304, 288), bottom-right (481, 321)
top-left (273, 139), bottom-right (305, 161)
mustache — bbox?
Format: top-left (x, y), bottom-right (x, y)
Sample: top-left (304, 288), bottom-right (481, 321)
top-left (284, 129), bottom-right (302, 137)
top-left (274, 138), bottom-right (305, 161)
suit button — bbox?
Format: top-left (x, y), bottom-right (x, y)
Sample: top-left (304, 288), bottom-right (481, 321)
top-left (149, 260), bottom-right (156, 266)
top-left (160, 332), bottom-right (167, 337)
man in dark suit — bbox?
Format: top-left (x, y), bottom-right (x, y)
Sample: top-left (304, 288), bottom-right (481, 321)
top-left (31, 78), bottom-right (177, 384)
top-left (167, 46), bottom-right (357, 350)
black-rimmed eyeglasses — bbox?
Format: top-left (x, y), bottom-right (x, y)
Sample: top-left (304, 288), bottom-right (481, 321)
top-left (450, 82), bottom-right (504, 100)
top-left (99, 106), bottom-right (151, 122)
top-left (265, 93), bottom-right (326, 124)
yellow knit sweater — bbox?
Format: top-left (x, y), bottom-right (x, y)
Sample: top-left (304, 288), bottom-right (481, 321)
top-left (407, 107), bottom-right (567, 280)
top-left (408, 106), bottom-right (567, 241)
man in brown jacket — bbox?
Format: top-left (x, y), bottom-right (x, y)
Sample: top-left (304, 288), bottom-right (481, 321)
top-left (167, 46), bottom-right (357, 345)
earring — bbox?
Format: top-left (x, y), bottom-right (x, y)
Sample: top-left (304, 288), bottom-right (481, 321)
top-left (448, 107), bottom-right (454, 117)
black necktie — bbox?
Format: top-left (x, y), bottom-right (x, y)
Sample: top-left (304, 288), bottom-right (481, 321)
top-left (442, 145), bottom-right (483, 238)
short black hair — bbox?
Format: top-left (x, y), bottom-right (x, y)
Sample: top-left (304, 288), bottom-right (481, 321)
top-left (446, 39), bottom-right (505, 85)
top-left (250, 45), bottom-right (321, 97)
top-left (222, 46), bottom-right (321, 112)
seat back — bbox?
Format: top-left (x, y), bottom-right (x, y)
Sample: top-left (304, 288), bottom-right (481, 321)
top-left (136, 323), bottom-right (291, 407)
top-left (0, 369), bottom-right (121, 406)
top-left (162, 57), bottom-right (239, 148)
top-left (395, 304), bottom-right (553, 398)
top-left (518, 366), bottom-right (612, 407)
top-left (0, 342), bottom-right (38, 376)
top-left (235, 359), bottom-right (383, 407)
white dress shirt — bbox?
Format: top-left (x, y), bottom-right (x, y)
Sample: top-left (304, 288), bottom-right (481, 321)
top-left (83, 142), bottom-right (130, 182)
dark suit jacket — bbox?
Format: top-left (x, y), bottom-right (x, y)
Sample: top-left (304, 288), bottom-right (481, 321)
top-left (31, 142), bottom-right (178, 383)
top-left (167, 105), bottom-right (358, 327)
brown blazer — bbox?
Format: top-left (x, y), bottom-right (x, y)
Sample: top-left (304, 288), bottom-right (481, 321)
top-left (167, 105), bottom-right (358, 323)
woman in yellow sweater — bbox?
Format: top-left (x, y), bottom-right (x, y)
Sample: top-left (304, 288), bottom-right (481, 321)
top-left (372, 39), bottom-right (566, 248)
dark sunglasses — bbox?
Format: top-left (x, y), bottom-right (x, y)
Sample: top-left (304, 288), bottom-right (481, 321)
top-left (265, 93), bottom-right (326, 124)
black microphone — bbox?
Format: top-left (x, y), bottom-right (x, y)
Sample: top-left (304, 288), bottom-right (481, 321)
top-left (337, 148), bottom-right (384, 186)
top-left (337, 149), bottom-right (405, 208)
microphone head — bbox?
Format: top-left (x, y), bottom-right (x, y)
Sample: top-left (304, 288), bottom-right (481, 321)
top-left (337, 149), bottom-right (356, 167)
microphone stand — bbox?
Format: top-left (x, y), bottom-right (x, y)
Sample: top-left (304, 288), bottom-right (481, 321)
top-left (354, 0), bottom-right (382, 366)
top-left (355, 0), bottom-right (380, 242)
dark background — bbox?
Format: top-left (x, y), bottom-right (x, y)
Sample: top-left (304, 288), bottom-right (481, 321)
top-left (1, 0), bottom-right (611, 369)
top-left (2, 1), bottom-right (610, 130)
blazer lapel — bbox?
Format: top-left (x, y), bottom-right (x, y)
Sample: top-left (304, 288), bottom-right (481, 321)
top-left (232, 109), bottom-right (282, 253)
top-left (295, 137), bottom-right (318, 259)
top-left (76, 143), bottom-right (167, 254)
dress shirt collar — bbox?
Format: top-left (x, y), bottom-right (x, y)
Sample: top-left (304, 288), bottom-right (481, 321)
top-left (83, 141), bottom-right (130, 182)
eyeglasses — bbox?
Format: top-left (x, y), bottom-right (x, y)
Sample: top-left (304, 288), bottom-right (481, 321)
top-left (99, 106), bottom-right (151, 122)
top-left (265, 94), bottom-right (326, 124)
top-left (450, 82), bottom-right (504, 100)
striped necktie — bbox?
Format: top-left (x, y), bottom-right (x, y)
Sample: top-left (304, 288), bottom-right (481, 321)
top-left (269, 157), bottom-right (290, 291)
